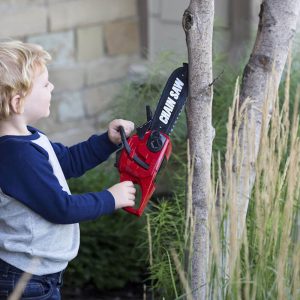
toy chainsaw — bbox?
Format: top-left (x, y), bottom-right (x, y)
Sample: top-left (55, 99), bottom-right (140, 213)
top-left (116, 63), bottom-right (188, 216)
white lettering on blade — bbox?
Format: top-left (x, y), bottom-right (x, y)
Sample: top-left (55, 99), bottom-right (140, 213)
top-left (159, 77), bottom-right (184, 125)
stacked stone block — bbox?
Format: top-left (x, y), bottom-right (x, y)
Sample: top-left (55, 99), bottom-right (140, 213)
top-left (148, 0), bottom-right (232, 61)
top-left (0, 0), bottom-right (141, 145)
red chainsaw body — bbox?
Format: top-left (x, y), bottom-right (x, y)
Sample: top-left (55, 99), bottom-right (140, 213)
top-left (117, 131), bottom-right (172, 216)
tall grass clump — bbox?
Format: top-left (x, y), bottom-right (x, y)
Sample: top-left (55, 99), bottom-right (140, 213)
top-left (208, 67), bottom-right (300, 299)
top-left (143, 64), bottom-right (300, 298)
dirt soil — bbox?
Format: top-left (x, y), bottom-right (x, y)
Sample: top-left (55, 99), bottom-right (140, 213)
top-left (61, 283), bottom-right (149, 300)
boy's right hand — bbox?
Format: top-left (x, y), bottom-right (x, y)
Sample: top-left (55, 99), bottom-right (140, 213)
top-left (108, 181), bottom-right (136, 209)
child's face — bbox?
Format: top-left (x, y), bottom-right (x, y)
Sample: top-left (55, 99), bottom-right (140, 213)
top-left (22, 67), bottom-right (54, 124)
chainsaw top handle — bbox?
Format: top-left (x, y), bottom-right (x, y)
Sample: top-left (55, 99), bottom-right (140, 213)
top-left (118, 126), bottom-right (150, 170)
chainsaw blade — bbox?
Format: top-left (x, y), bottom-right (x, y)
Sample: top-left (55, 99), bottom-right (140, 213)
top-left (150, 63), bottom-right (188, 135)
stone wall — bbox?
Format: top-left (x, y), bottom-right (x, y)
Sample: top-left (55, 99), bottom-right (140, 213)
top-left (147, 0), bottom-right (262, 61)
top-left (148, 0), bottom-right (299, 64)
top-left (147, 0), bottom-right (231, 61)
top-left (1, 0), bottom-right (298, 145)
top-left (0, 0), bottom-right (141, 145)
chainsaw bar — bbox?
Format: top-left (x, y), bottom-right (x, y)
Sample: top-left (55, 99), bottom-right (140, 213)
top-left (150, 63), bottom-right (188, 135)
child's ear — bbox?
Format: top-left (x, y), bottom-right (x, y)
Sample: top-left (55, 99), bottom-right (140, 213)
top-left (10, 95), bottom-right (24, 114)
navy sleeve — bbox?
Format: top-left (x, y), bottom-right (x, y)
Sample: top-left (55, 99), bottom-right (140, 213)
top-left (0, 142), bottom-right (115, 224)
top-left (51, 132), bottom-right (119, 179)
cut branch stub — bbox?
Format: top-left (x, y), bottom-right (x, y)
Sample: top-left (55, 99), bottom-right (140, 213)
top-left (183, 10), bottom-right (193, 32)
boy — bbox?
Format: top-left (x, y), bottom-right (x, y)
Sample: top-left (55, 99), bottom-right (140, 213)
top-left (0, 40), bottom-right (136, 299)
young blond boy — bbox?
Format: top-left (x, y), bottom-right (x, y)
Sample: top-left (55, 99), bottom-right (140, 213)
top-left (0, 40), bottom-right (136, 299)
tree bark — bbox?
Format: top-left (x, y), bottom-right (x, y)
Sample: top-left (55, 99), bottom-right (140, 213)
top-left (183, 1), bottom-right (214, 299)
top-left (232, 0), bottom-right (300, 242)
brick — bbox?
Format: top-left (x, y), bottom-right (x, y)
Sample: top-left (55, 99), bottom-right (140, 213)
top-left (104, 20), bottom-right (140, 56)
top-left (49, 0), bottom-right (137, 32)
top-left (83, 82), bottom-right (121, 117)
top-left (35, 98), bottom-right (60, 132)
top-left (77, 25), bottom-right (104, 62)
top-left (27, 31), bottom-right (75, 65)
top-left (45, 0), bottom-right (67, 3)
top-left (0, 0), bottom-right (45, 7)
top-left (96, 109), bottom-right (114, 127)
top-left (86, 55), bottom-right (136, 86)
top-left (48, 66), bottom-right (85, 93)
top-left (161, 0), bottom-right (189, 22)
top-left (148, 18), bottom-right (187, 60)
top-left (250, 0), bottom-right (261, 25)
top-left (57, 91), bottom-right (85, 122)
top-left (0, 7), bottom-right (47, 38)
top-left (214, 28), bottom-right (231, 54)
top-left (127, 62), bottom-right (148, 83)
top-left (148, 0), bottom-right (160, 15)
top-left (48, 122), bottom-right (97, 146)
top-left (215, 0), bottom-right (229, 27)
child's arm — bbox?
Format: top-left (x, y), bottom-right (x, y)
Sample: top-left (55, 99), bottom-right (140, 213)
top-left (51, 132), bottom-right (118, 179)
top-left (51, 119), bottom-right (134, 179)
top-left (0, 142), bottom-right (135, 224)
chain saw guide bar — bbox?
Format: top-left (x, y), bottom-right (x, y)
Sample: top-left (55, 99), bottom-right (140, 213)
top-left (116, 63), bottom-right (189, 216)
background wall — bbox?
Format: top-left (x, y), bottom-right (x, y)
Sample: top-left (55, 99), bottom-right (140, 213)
top-left (0, 0), bottom-right (141, 145)
top-left (1, 0), bottom-right (298, 145)
top-left (148, 0), bottom-right (230, 60)
top-left (147, 0), bottom-right (299, 64)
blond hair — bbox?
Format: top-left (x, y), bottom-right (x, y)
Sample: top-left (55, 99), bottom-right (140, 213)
top-left (0, 40), bottom-right (51, 120)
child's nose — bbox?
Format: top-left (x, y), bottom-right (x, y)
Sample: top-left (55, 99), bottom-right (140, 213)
top-left (50, 82), bottom-right (54, 92)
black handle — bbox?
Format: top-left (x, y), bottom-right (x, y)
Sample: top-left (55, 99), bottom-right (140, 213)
top-left (119, 126), bottom-right (150, 170)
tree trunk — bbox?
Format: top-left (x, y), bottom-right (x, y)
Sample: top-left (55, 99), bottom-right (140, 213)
top-left (183, 1), bottom-right (214, 299)
top-left (232, 0), bottom-right (300, 244)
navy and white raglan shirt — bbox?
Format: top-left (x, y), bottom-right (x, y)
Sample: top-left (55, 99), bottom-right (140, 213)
top-left (0, 126), bottom-right (119, 275)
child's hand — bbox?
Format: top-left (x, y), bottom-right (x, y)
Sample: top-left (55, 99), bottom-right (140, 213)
top-left (108, 181), bottom-right (136, 209)
top-left (108, 119), bottom-right (134, 145)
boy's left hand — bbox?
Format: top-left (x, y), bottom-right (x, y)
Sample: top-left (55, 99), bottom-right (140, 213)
top-left (108, 119), bottom-right (135, 145)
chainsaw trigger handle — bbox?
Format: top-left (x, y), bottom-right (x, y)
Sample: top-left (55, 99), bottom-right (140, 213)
top-left (119, 126), bottom-right (131, 155)
top-left (122, 178), bottom-right (155, 217)
top-left (119, 126), bottom-right (150, 170)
